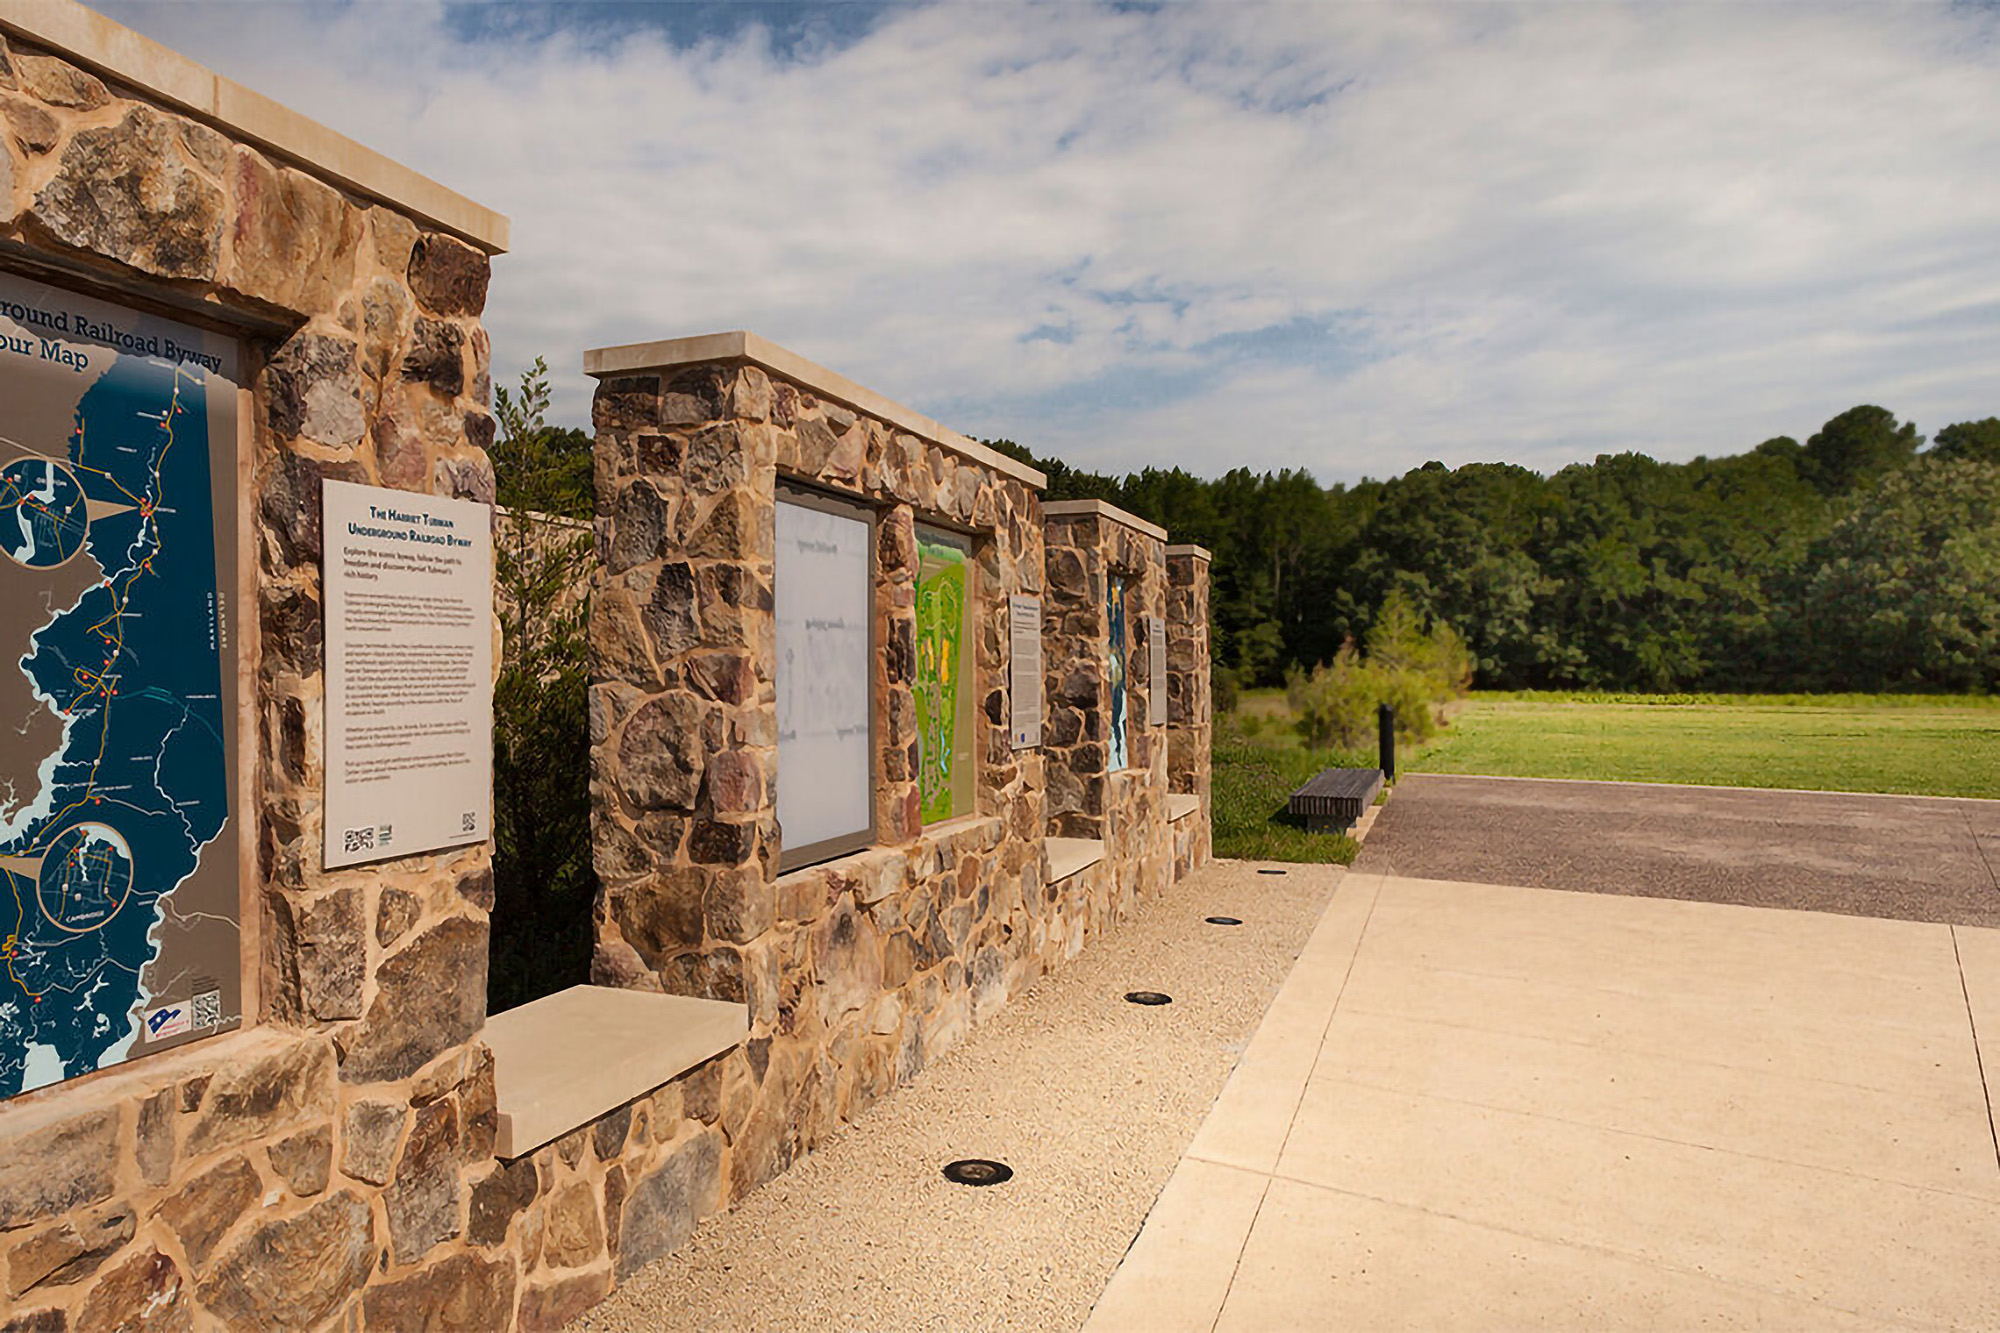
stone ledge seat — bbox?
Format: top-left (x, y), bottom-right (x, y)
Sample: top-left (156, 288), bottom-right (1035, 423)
top-left (482, 985), bottom-right (747, 1159)
top-left (1047, 836), bottom-right (1106, 883)
top-left (1167, 794), bottom-right (1201, 823)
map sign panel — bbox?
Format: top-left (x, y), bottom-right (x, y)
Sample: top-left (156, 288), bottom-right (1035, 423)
top-left (915, 526), bottom-right (975, 824)
top-left (0, 272), bottom-right (241, 1099)
top-left (323, 481), bottom-right (493, 868)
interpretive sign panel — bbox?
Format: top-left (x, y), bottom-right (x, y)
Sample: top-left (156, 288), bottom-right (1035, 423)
top-left (775, 488), bottom-right (874, 869)
top-left (1009, 596), bottom-right (1041, 749)
top-left (0, 272), bottom-right (242, 1097)
top-left (1108, 575), bottom-right (1129, 772)
top-left (324, 481), bottom-right (492, 869)
top-left (1149, 616), bottom-right (1168, 726)
top-left (916, 526), bottom-right (976, 824)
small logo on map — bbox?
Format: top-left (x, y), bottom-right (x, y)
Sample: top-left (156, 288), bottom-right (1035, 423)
top-left (190, 989), bottom-right (221, 1031)
top-left (145, 1003), bottom-right (190, 1040)
top-left (377, 823), bottom-right (393, 847)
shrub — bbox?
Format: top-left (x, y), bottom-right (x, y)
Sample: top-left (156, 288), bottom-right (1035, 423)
top-left (1290, 593), bottom-right (1471, 750)
top-left (1212, 664), bottom-right (1241, 716)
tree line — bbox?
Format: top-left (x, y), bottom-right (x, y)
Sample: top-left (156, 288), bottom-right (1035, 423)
top-left (988, 408), bottom-right (2000, 695)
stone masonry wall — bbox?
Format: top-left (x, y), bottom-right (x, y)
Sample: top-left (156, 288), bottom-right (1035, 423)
top-left (1167, 547), bottom-right (1214, 874)
top-left (1042, 508), bottom-right (1172, 917)
top-left (587, 355), bottom-right (1068, 1231)
top-left (0, 29), bottom-right (515, 1331)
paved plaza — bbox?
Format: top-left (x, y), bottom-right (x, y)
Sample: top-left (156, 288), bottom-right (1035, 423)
top-left (1089, 866), bottom-right (2000, 1330)
top-left (1354, 773), bottom-right (2000, 926)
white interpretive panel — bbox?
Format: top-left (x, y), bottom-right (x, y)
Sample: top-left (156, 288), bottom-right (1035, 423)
top-left (323, 480), bottom-right (492, 868)
top-left (1149, 616), bottom-right (1168, 726)
top-left (775, 488), bottom-right (874, 869)
top-left (1009, 595), bottom-right (1042, 749)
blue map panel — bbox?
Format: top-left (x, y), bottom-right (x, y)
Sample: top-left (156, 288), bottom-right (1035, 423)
top-left (0, 277), bottom-right (239, 1099)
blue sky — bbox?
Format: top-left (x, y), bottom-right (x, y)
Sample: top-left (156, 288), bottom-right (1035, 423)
top-left (102, 1), bottom-right (2000, 481)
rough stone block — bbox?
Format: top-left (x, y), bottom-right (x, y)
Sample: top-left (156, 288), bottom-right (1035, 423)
top-left (76, 1249), bottom-right (188, 1333)
top-left (407, 232), bottom-right (491, 317)
top-left (339, 1099), bottom-right (406, 1187)
top-left (228, 149), bottom-right (360, 314)
top-left (266, 1124), bottom-right (332, 1198)
top-left (198, 1192), bottom-right (374, 1330)
top-left (615, 692), bottom-right (705, 811)
top-left (182, 1040), bottom-right (334, 1159)
top-left (383, 1099), bottom-right (461, 1263)
top-left (360, 1251), bottom-right (514, 1332)
top-left (519, 1268), bottom-right (613, 1331)
top-left (334, 917), bottom-right (487, 1083)
top-left (157, 1155), bottom-right (259, 1268)
top-left (28, 106), bottom-right (219, 280)
top-left (7, 1205), bottom-right (134, 1297)
top-left (616, 1130), bottom-right (721, 1280)
top-left (0, 1108), bottom-right (120, 1228)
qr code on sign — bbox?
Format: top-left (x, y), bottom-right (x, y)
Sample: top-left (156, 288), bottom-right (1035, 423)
top-left (190, 990), bottom-right (221, 1031)
top-left (343, 826), bottom-right (375, 854)
top-left (461, 811), bottom-right (477, 833)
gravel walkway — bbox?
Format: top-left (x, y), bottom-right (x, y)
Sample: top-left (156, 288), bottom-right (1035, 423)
top-left (574, 859), bottom-right (1343, 1333)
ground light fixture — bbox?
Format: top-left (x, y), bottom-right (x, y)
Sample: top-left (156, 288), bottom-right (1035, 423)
top-left (1257, 868), bottom-right (1287, 876)
top-left (1205, 915), bottom-right (1243, 926)
top-left (942, 1159), bottom-right (1014, 1186)
top-left (1124, 990), bottom-right (1174, 1005)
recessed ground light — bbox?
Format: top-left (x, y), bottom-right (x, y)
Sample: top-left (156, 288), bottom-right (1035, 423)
top-left (1125, 990), bottom-right (1173, 1006)
top-left (1205, 916), bottom-right (1243, 926)
top-left (942, 1159), bottom-right (1013, 1186)
top-left (1257, 868), bottom-right (1287, 876)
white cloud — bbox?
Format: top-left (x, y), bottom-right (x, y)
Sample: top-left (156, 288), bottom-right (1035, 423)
top-left (98, 0), bottom-right (2000, 481)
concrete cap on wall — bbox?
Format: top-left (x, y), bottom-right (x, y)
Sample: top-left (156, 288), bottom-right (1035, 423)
top-left (0, 0), bottom-right (509, 253)
top-left (1165, 544), bottom-right (1213, 562)
top-left (585, 330), bottom-right (1048, 491)
top-left (1043, 498), bottom-right (1169, 543)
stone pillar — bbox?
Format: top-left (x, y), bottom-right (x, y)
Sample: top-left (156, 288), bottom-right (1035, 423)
top-left (1040, 501), bottom-right (1171, 912)
top-left (1167, 545), bottom-right (1213, 871)
top-left (586, 333), bottom-right (1049, 1209)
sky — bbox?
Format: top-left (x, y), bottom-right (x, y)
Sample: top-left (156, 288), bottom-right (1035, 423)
top-left (99, 0), bottom-right (2000, 482)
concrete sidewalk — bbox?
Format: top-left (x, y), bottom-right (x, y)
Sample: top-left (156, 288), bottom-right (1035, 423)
top-left (1087, 873), bottom-right (2000, 1331)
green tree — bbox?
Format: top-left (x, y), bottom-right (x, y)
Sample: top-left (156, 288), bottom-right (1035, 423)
top-left (488, 360), bottom-right (595, 1012)
top-left (1798, 405), bottom-right (1923, 496)
top-left (1795, 459), bottom-right (2000, 692)
top-left (1931, 418), bottom-right (2000, 466)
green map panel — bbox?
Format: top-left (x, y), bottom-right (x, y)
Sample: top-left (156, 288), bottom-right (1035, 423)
top-left (916, 534), bottom-right (971, 824)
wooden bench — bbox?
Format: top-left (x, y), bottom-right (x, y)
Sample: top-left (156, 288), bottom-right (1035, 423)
top-left (1287, 767), bottom-right (1384, 835)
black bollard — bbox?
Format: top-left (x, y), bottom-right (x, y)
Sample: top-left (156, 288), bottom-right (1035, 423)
top-left (1378, 702), bottom-right (1396, 782)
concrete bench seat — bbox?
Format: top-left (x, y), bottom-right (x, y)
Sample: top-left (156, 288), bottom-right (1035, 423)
top-left (1287, 767), bottom-right (1384, 834)
top-left (483, 985), bottom-right (747, 1159)
top-left (1047, 836), bottom-right (1106, 883)
top-left (1167, 793), bottom-right (1201, 823)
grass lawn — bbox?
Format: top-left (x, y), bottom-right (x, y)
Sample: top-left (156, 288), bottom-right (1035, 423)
top-left (1211, 708), bottom-right (1368, 864)
top-left (1214, 689), bottom-right (1999, 864)
top-left (1411, 693), bottom-right (2000, 799)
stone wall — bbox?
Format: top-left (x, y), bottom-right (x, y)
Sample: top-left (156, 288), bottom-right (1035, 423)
top-left (1042, 503), bottom-right (1173, 915)
top-left (0, 21), bottom-right (514, 1330)
top-left (586, 341), bottom-right (1068, 1222)
top-left (1167, 546), bottom-right (1214, 873)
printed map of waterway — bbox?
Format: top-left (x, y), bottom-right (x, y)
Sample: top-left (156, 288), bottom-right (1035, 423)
top-left (0, 352), bottom-right (229, 1096)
